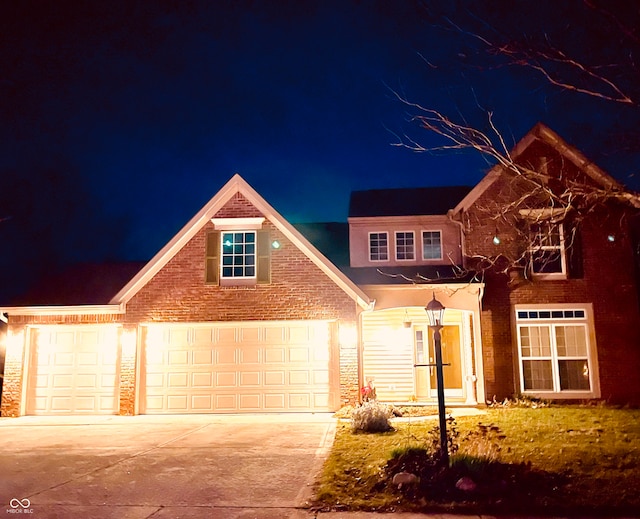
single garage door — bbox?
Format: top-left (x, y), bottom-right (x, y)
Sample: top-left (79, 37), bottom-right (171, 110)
top-left (142, 321), bottom-right (337, 413)
top-left (26, 326), bottom-right (120, 415)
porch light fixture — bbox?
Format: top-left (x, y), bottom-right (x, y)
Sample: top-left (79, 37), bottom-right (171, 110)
top-left (402, 310), bottom-right (412, 328)
top-left (271, 240), bottom-right (281, 249)
top-left (424, 292), bottom-right (449, 466)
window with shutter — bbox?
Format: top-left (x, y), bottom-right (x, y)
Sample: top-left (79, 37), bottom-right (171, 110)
top-left (206, 228), bottom-right (270, 286)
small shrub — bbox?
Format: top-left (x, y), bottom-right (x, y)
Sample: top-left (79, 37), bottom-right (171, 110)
top-left (351, 401), bottom-right (394, 433)
top-left (425, 415), bottom-right (459, 461)
top-left (459, 422), bottom-right (504, 461)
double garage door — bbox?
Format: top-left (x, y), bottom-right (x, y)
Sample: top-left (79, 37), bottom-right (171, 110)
top-left (142, 321), bottom-right (337, 413)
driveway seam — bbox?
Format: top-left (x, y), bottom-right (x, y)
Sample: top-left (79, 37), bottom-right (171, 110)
top-left (24, 423), bottom-right (214, 500)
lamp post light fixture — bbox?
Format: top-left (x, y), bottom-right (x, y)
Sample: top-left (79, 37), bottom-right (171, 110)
top-left (425, 292), bottom-right (449, 466)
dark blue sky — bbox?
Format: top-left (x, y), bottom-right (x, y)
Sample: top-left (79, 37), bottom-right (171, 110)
top-left (1, 1), bottom-right (639, 297)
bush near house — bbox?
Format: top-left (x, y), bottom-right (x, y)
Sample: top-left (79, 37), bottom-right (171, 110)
top-left (314, 406), bottom-right (640, 515)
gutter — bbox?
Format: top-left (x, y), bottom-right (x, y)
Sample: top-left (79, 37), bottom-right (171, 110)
top-left (0, 304), bottom-right (125, 317)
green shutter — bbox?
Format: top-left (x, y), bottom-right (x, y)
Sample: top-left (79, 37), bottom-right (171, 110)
top-left (205, 231), bottom-right (219, 284)
top-left (257, 230), bottom-right (271, 284)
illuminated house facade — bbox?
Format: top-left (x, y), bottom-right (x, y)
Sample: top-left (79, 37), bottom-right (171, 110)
top-left (2, 123), bottom-right (640, 416)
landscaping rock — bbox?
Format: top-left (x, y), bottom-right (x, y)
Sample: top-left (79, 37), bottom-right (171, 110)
top-left (455, 476), bottom-right (477, 492)
top-left (393, 472), bottom-right (420, 486)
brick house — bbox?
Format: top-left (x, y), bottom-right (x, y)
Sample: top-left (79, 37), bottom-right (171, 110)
top-left (1, 123), bottom-right (639, 416)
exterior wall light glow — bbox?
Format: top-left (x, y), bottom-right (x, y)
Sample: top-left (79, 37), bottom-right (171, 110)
top-left (271, 240), bottom-right (281, 249)
top-left (607, 234), bottom-right (615, 243)
top-left (492, 235), bottom-right (501, 245)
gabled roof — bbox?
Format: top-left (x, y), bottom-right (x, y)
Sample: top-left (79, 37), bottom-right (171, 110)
top-left (453, 122), bottom-right (640, 213)
top-left (349, 186), bottom-right (472, 218)
top-left (110, 174), bottom-right (371, 309)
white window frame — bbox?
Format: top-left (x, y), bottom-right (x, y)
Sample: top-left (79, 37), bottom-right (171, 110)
top-left (220, 230), bottom-right (257, 280)
top-left (368, 232), bottom-right (389, 262)
top-left (514, 304), bottom-right (599, 399)
top-left (395, 231), bottom-right (415, 261)
top-left (421, 230), bottom-right (443, 261)
top-left (520, 209), bottom-right (567, 279)
top-left (528, 220), bottom-right (567, 278)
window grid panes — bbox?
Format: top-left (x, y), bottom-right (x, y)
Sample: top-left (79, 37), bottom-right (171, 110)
top-left (422, 231), bottom-right (442, 260)
top-left (221, 231), bottom-right (256, 278)
top-left (517, 315), bottom-right (591, 393)
top-left (369, 232), bottom-right (388, 261)
top-left (529, 221), bottom-right (565, 274)
top-left (395, 232), bottom-right (415, 260)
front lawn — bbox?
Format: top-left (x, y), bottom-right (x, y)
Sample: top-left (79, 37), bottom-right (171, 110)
top-left (313, 406), bottom-right (640, 515)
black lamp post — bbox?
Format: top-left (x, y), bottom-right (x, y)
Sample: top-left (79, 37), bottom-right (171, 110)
top-left (425, 293), bottom-right (449, 466)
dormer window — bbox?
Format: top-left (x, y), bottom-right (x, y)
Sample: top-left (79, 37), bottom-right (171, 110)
top-left (369, 232), bottom-right (388, 261)
top-left (395, 231), bottom-right (415, 260)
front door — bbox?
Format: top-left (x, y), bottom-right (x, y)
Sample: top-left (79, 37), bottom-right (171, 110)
top-left (414, 325), bottom-right (464, 399)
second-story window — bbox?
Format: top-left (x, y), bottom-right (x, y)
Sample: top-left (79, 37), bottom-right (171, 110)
top-left (422, 231), bottom-right (442, 260)
top-left (221, 231), bottom-right (256, 278)
top-left (529, 221), bottom-right (566, 276)
top-left (395, 231), bottom-right (415, 260)
top-left (369, 232), bottom-right (388, 261)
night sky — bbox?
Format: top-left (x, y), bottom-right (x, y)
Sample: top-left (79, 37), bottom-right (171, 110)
top-left (1, 1), bottom-right (639, 299)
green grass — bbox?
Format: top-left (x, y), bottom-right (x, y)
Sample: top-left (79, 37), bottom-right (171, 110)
top-left (314, 406), bottom-right (640, 514)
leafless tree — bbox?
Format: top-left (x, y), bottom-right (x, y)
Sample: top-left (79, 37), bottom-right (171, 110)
top-left (382, 1), bottom-right (640, 284)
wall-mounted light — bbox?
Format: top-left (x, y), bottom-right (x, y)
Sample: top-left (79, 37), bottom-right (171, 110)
top-left (607, 234), bottom-right (615, 243)
top-left (492, 235), bottom-right (501, 245)
top-left (271, 240), bottom-right (281, 249)
top-left (402, 310), bottom-right (412, 328)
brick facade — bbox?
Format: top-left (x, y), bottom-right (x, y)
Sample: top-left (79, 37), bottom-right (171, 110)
top-left (1, 190), bottom-right (362, 416)
top-left (462, 139), bottom-right (640, 405)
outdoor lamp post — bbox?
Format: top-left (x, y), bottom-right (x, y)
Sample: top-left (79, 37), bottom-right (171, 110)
top-left (425, 293), bottom-right (449, 466)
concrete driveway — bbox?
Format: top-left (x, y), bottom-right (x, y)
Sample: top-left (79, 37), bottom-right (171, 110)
top-left (0, 414), bottom-right (336, 519)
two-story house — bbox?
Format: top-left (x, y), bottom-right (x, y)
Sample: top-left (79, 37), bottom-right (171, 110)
top-left (344, 123), bottom-right (640, 406)
top-left (1, 123), bottom-right (639, 417)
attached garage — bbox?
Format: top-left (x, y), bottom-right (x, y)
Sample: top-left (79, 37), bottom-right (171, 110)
top-left (26, 326), bottom-right (120, 415)
top-left (141, 320), bottom-right (338, 414)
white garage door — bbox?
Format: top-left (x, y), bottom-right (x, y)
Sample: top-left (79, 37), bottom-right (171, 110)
top-left (142, 321), bottom-right (337, 414)
top-left (26, 326), bottom-right (120, 415)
